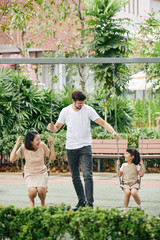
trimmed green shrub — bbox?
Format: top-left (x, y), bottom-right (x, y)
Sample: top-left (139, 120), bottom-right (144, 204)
top-left (0, 205), bottom-right (160, 240)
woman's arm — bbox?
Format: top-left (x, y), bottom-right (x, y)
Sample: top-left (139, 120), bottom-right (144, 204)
top-left (116, 160), bottom-right (123, 177)
top-left (10, 136), bottom-right (22, 163)
top-left (48, 136), bottom-right (56, 161)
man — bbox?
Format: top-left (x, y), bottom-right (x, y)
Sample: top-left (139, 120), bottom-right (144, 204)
top-left (47, 90), bottom-right (119, 211)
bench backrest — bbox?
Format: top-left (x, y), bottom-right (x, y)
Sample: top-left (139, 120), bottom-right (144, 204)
top-left (92, 139), bottom-right (128, 154)
top-left (139, 139), bottom-right (160, 154)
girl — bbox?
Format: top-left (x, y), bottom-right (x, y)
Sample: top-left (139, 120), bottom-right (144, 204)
top-left (117, 148), bottom-right (145, 212)
top-left (10, 130), bottom-right (56, 208)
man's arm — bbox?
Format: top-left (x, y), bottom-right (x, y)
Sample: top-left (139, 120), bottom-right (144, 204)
top-left (94, 118), bottom-right (119, 140)
top-left (47, 121), bottom-right (63, 133)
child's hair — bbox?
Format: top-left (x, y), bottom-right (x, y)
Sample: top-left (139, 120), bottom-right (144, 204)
top-left (24, 130), bottom-right (39, 150)
top-left (126, 148), bottom-right (140, 165)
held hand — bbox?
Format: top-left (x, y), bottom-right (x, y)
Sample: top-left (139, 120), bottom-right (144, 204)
top-left (140, 159), bottom-right (144, 166)
top-left (48, 136), bottom-right (53, 146)
top-left (47, 121), bottom-right (55, 132)
top-left (117, 159), bottom-right (121, 168)
top-left (112, 131), bottom-right (119, 141)
top-left (16, 136), bottom-right (22, 145)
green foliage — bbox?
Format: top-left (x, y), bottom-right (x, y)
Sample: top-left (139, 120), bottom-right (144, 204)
top-left (0, 205), bottom-right (160, 240)
top-left (0, 68), bottom-right (48, 136)
top-left (40, 130), bottom-right (66, 162)
top-left (132, 98), bottom-right (160, 128)
top-left (130, 10), bottom-right (160, 90)
top-left (87, 87), bottom-right (135, 133)
top-left (0, 68), bottom-right (74, 138)
top-left (84, 0), bottom-right (131, 95)
top-left (107, 95), bottom-right (134, 133)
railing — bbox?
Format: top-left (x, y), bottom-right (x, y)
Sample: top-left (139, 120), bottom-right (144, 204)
top-left (0, 57), bottom-right (160, 64)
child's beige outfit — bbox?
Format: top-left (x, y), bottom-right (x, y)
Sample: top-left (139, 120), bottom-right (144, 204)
top-left (16, 142), bottom-right (49, 191)
top-left (120, 163), bottom-right (141, 190)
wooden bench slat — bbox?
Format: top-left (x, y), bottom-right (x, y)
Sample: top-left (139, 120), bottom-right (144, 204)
top-left (92, 145), bottom-right (127, 149)
top-left (139, 149), bottom-right (160, 154)
top-left (92, 154), bottom-right (124, 158)
top-left (140, 154), bottom-right (160, 159)
top-left (92, 139), bottom-right (103, 143)
top-left (92, 139), bottom-right (127, 143)
top-left (139, 144), bottom-right (160, 149)
top-left (92, 149), bottom-right (125, 154)
top-left (102, 139), bottom-right (127, 144)
top-left (139, 139), bottom-right (160, 155)
top-left (139, 139), bottom-right (160, 144)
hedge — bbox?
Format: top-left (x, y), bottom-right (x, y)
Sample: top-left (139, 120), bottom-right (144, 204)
top-left (0, 204), bottom-right (160, 240)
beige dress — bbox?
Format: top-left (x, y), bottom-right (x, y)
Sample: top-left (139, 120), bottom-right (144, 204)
top-left (120, 163), bottom-right (141, 190)
top-left (16, 142), bottom-right (49, 191)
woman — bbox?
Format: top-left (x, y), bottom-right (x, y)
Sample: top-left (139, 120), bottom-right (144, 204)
top-left (10, 130), bottom-right (56, 208)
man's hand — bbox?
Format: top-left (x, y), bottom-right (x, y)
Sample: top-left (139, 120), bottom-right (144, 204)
top-left (112, 131), bottom-right (119, 141)
top-left (47, 121), bottom-right (55, 132)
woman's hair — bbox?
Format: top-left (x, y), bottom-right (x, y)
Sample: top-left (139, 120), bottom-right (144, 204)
top-left (24, 130), bottom-right (39, 150)
top-left (126, 148), bottom-right (140, 165)
top-left (72, 90), bottom-right (86, 101)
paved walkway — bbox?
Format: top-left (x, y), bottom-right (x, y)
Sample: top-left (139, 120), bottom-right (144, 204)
top-left (0, 172), bottom-right (160, 217)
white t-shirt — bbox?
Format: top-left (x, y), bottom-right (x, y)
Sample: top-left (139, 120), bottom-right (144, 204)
top-left (57, 104), bottom-right (100, 149)
top-left (120, 163), bottom-right (141, 172)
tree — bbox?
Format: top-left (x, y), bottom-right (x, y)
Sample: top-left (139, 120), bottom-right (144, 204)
top-left (0, 0), bottom-right (131, 92)
top-left (38, 0), bottom-right (91, 91)
top-left (131, 10), bottom-right (160, 91)
top-left (84, 0), bottom-right (131, 95)
top-left (82, 0), bottom-right (131, 122)
top-left (139, 11), bottom-right (160, 90)
top-left (0, 0), bottom-right (41, 57)
top-left (41, 0), bottom-right (131, 91)
top-left (0, 0), bottom-right (89, 90)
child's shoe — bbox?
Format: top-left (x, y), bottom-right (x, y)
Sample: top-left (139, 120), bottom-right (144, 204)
top-left (123, 208), bottom-right (128, 212)
top-left (139, 205), bottom-right (144, 210)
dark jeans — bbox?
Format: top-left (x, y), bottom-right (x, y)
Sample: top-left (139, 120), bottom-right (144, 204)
top-left (67, 145), bottom-right (93, 205)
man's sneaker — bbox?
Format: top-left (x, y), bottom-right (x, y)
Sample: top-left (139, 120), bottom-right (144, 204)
top-left (72, 200), bottom-right (86, 211)
top-left (86, 203), bottom-right (93, 209)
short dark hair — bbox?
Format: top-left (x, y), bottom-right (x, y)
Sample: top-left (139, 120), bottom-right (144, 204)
top-left (126, 148), bottom-right (140, 165)
top-left (24, 130), bottom-right (39, 150)
top-left (72, 90), bottom-right (86, 101)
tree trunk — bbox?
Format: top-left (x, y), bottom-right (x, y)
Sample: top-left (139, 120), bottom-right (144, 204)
top-left (80, 63), bottom-right (85, 91)
top-left (77, 0), bottom-right (86, 91)
top-left (104, 103), bottom-right (107, 131)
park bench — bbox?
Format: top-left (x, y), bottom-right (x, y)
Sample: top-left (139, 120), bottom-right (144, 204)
top-left (92, 139), bottom-right (128, 172)
top-left (139, 139), bottom-right (160, 171)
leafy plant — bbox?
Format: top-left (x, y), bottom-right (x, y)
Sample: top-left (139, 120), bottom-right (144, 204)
top-left (0, 205), bottom-right (159, 240)
top-left (84, 0), bottom-right (131, 95)
top-left (132, 98), bottom-right (160, 128)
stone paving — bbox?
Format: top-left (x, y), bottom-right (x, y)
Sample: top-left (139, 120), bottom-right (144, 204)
top-left (0, 172), bottom-right (160, 217)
